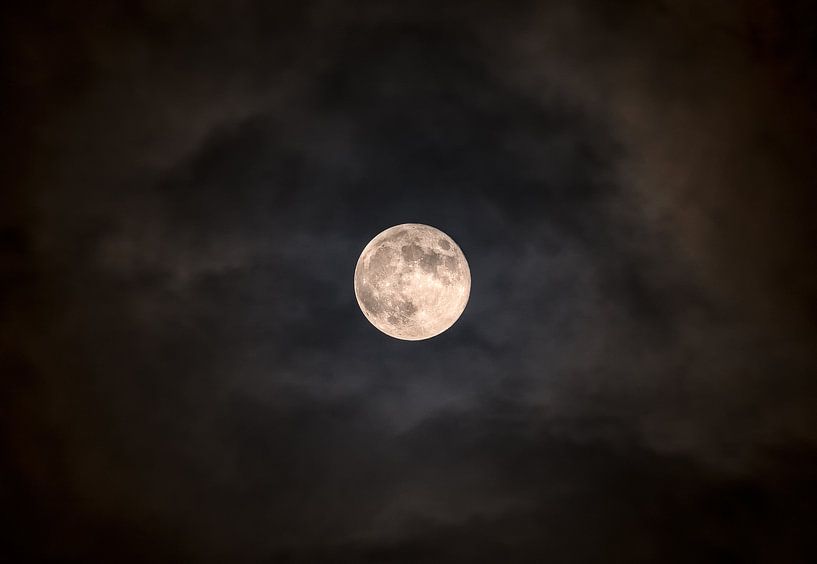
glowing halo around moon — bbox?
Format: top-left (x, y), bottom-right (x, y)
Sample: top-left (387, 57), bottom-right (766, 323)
top-left (354, 224), bottom-right (471, 340)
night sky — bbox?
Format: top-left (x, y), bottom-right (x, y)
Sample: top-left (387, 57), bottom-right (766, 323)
top-left (3, 1), bottom-right (817, 562)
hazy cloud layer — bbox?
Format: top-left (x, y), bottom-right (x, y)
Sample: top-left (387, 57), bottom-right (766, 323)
top-left (3, 1), bottom-right (816, 562)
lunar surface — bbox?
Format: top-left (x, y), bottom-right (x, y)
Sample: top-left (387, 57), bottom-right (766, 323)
top-left (354, 224), bottom-right (471, 340)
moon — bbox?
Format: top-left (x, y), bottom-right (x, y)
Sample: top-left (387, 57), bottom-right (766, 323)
top-left (354, 224), bottom-right (471, 341)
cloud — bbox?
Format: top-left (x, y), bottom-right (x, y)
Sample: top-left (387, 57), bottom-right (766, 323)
top-left (3, 1), bottom-right (816, 561)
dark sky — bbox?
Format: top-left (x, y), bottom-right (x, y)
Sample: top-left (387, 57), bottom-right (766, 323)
top-left (3, 1), bottom-right (817, 562)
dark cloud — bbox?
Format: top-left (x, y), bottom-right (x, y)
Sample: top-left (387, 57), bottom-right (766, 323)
top-left (2, 1), bottom-right (816, 562)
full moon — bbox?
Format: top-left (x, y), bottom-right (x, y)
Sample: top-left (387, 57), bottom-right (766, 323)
top-left (354, 224), bottom-right (471, 340)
